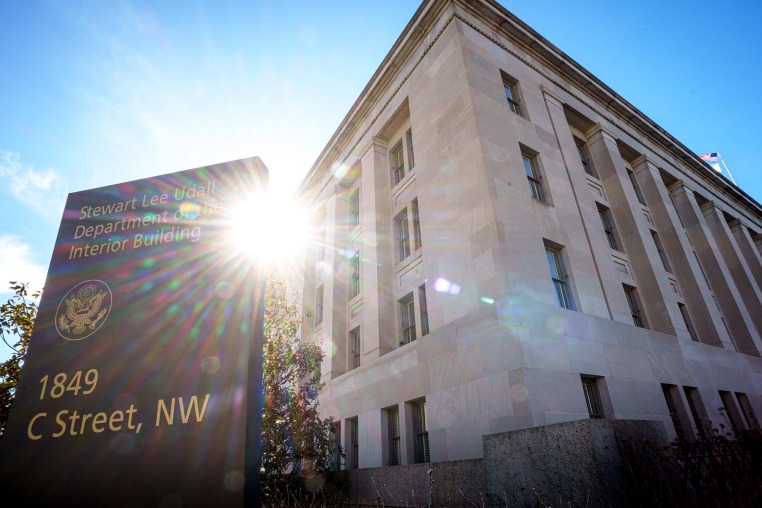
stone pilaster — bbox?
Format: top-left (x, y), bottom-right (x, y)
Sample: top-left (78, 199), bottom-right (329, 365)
top-left (586, 126), bottom-right (675, 334)
top-left (669, 183), bottom-right (760, 356)
top-left (631, 155), bottom-right (726, 345)
top-left (360, 137), bottom-right (396, 360)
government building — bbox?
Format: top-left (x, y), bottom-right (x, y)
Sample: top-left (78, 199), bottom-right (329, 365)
top-left (296, 0), bottom-right (762, 473)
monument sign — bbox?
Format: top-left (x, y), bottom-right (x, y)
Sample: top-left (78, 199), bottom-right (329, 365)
top-left (0, 157), bottom-right (268, 506)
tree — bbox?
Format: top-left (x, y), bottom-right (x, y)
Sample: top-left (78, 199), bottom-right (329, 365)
top-left (260, 277), bottom-right (337, 487)
top-left (0, 282), bottom-right (39, 438)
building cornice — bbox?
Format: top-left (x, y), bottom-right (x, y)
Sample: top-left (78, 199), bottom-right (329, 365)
top-left (299, 0), bottom-right (762, 220)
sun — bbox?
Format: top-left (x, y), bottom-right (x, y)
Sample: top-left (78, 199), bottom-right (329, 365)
top-left (227, 190), bottom-right (311, 268)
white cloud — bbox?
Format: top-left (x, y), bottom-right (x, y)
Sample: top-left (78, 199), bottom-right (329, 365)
top-left (0, 235), bottom-right (47, 296)
top-left (0, 151), bottom-right (66, 222)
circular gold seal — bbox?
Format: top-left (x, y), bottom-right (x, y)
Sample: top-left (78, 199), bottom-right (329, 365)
top-left (55, 280), bottom-right (113, 341)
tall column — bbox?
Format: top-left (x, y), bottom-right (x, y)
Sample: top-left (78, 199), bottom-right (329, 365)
top-left (728, 219), bottom-right (762, 287)
top-left (631, 155), bottom-right (728, 346)
top-left (586, 126), bottom-right (676, 334)
top-left (360, 137), bottom-right (396, 360)
top-left (320, 190), bottom-right (348, 380)
top-left (540, 87), bottom-right (611, 319)
top-left (669, 183), bottom-right (761, 356)
top-left (701, 202), bottom-right (762, 336)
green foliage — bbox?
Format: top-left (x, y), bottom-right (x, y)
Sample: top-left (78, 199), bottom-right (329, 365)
top-left (261, 277), bottom-right (338, 489)
top-left (0, 282), bottom-right (40, 438)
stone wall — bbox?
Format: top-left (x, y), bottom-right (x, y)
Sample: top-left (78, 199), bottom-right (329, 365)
top-left (327, 419), bottom-right (667, 507)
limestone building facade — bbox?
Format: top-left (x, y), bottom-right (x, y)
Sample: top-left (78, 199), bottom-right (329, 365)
top-left (297, 0), bottom-right (762, 468)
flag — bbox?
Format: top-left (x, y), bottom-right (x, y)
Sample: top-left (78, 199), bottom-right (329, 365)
top-left (699, 152), bottom-right (718, 162)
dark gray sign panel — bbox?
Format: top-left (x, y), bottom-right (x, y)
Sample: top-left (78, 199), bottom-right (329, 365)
top-left (0, 157), bottom-right (267, 507)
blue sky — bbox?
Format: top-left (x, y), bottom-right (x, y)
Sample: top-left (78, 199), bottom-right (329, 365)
top-left (1, 1), bottom-right (761, 359)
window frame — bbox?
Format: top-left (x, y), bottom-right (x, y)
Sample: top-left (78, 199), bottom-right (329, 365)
top-left (387, 406), bottom-right (401, 466)
top-left (390, 140), bottom-right (405, 186)
top-left (412, 399), bottom-right (430, 463)
top-left (349, 327), bottom-right (361, 371)
top-left (623, 285), bottom-right (646, 328)
top-left (502, 74), bottom-right (523, 117)
top-left (581, 376), bottom-right (604, 419)
top-left (545, 243), bottom-right (575, 310)
top-left (399, 293), bottom-right (416, 346)
top-left (315, 284), bottom-right (324, 326)
top-left (348, 187), bottom-right (360, 229)
top-left (575, 137), bottom-right (597, 177)
top-left (651, 230), bottom-right (671, 273)
top-left (394, 209), bottom-right (411, 263)
top-left (418, 284), bottom-right (429, 337)
top-left (348, 417), bottom-right (359, 469)
top-left (349, 250), bottom-right (360, 299)
top-left (412, 198), bottom-right (422, 252)
top-left (522, 151), bottom-right (546, 203)
top-left (597, 204), bottom-right (621, 251)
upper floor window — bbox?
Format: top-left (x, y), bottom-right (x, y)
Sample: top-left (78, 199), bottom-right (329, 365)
top-left (627, 169), bottom-right (647, 206)
top-left (522, 151), bottom-right (546, 203)
top-left (390, 129), bottom-right (416, 188)
top-left (394, 209), bottom-right (411, 263)
top-left (348, 188), bottom-right (360, 229)
top-left (349, 251), bottom-right (360, 299)
top-left (575, 137), bottom-right (597, 177)
top-left (502, 74), bottom-right (523, 117)
top-left (399, 293), bottom-right (416, 345)
top-left (623, 285), bottom-right (646, 328)
top-left (349, 327), bottom-right (361, 371)
top-left (418, 284), bottom-right (429, 337)
top-left (545, 243), bottom-right (575, 310)
top-left (406, 128), bottom-right (415, 171)
top-left (597, 204), bottom-right (621, 251)
top-left (391, 141), bottom-right (405, 186)
top-left (315, 284), bottom-right (324, 326)
top-left (412, 198), bottom-right (422, 251)
top-left (651, 230), bottom-right (671, 273)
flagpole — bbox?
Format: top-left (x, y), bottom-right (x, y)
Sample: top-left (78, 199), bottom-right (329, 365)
top-left (716, 150), bottom-right (738, 186)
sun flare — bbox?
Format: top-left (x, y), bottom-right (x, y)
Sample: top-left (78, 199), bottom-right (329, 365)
top-left (228, 191), bottom-right (311, 267)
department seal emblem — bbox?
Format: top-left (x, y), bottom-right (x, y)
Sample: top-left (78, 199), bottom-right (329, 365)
top-left (55, 280), bottom-right (112, 341)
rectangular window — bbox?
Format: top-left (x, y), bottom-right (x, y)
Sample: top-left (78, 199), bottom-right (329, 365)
top-left (400, 294), bottom-right (416, 345)
top-left (628, 169), bottom-right (647, 206)
top-left (683, 387), bottom-right (709, 438)
top-left (349, 251), bottom-right (360, 299)
top-left (349, 327), bottom-right (361, 371)
top-left (315, 285), bottom-right (324, 325)
top-left (651, 231), bottom-right (671, 272)
top-left (662, 384), bottom-right (688, 441)
top-left (678, 303), bottom-right (698, 341)
top-left (719, 390), bottom-right (746, 437)
top-left (523, 152), bottom-right (545, 203)
top-left (597, 205), bottom-right (620, 251)
top-left (624, 285), bottom-right (645, 328)
top-left (348, 188), bottom-right (360, 229)
top-left (348, 417), bottom-right (359, 469)
top-left (418, 284), bottom-right (429, 337)
top-left (406, 128), bottom-right (415, 170)
top-left (395, 209), bottom-right (411, 262)
top-left (391, 140), bottom-right (405, 186)
top-left (412, 400), bottom-right (430, 463)
top-left (412, 198), bottom-right (422, 251)
top-left (387, 406), bottom-right (401, 466)
top-left (503, 76), bottom-right (523, 117)
top-left (735, 392), bottom-right (761, 432)
top-left (575, 137), bottom-right (597, 177)
top-left (545, 244), bottom-right (575, 310)
top-left (581, 376), bottom-right (604, 419)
